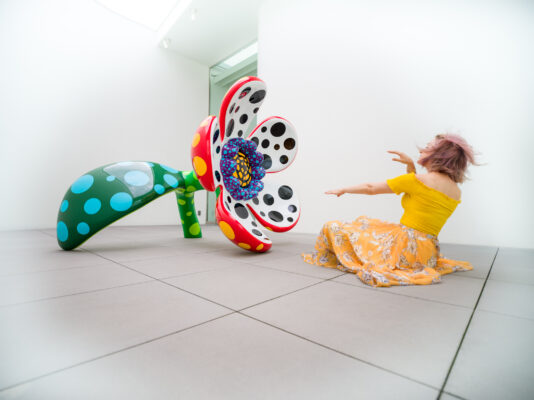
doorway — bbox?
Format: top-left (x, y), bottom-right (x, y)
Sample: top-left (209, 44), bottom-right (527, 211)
top-left (206, 42), bottom-right (258, 223)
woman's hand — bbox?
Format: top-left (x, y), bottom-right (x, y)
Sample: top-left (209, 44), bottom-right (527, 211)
top-left (325, 188), bottom-right (345, 197)
top-left (387, 150), bottom-right (416, 173)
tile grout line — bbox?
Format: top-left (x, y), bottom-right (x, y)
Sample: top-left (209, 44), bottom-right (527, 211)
top-left (239, 312), bottom-right (442, 393)
top-left (437, 248), bottom-right (500, 400)
top-left (0, 280), bottom-right (153, 309)
top-left (0, 312), bottom-right (236, 393)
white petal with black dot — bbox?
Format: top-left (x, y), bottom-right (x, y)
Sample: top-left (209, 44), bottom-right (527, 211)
top-left (248, 117), bottom-right (297, 173)
top-left (210, 118), bottom-right (224, 188)
top-left (246, 180), bottom-right (300, 233)
top-left (215, 188), bottom-right (272, 252)
top-left (219, 77), bottom-right (266, 143)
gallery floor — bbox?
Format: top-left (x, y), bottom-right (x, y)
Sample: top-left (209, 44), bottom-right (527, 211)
top-left (1, 225), bottom-right (532, 399)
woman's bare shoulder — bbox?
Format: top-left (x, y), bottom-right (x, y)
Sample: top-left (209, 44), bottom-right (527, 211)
top-left (415, 173), bottom-right (462, 200)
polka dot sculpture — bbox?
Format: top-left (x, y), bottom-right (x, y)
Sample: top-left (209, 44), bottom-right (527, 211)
top-left (57, 76), bottom-right (300, 253)
top-left (191, 76), bottom-right (300, 252)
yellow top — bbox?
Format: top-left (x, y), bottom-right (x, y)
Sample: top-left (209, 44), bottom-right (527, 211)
top-left (386, 173), bottom-right (460, 236)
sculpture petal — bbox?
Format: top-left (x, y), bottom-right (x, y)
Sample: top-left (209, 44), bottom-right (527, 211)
top-left (246, 179), bottom-right (300, 233)
top-left (248, 117), bottom-right (298, 173)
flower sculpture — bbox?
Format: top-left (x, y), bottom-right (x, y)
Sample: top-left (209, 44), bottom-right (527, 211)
top-left (191, 76), bottom-right (300, 252)
top-left (56, 76), bottom-right (299, 253)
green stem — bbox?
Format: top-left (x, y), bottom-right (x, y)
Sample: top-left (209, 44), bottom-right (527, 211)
top-left (176, 170), bottom-right (205, 238)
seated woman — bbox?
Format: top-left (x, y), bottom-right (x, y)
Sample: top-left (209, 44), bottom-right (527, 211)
top-left (302, 134), bottom-right (477, 287)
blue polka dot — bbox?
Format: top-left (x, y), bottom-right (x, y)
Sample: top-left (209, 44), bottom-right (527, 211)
top-left (124, 170), bottom-right (150, 186)
top-left (60, 200), bottom-right (69, 212)
top-left (71, 175), bottom-right (94, 194)
top-left (160, 164), bottom-right (179, 174)
top-left (77, 222), bottom-right (90, 235)
top-left (110, 192), bottom-right (133, 212)
top-left (154, 184), bottom-right (165, 194)
top-left (164, 174), bottom-right (178, 188)
top-left (84, 198), bottom-right (101, 215)
top-left (106, 175), bottom-right (116, 182)
top-left (57, 221), bottom-right (68, 242)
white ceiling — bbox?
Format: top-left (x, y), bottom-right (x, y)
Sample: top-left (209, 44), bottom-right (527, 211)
top-left (159, 0), bottom-right (264, 66)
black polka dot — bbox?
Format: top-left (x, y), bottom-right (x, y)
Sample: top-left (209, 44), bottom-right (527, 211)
top-left (252, 229), bottom-right (262, 237)
top-left (212, 129), bottom-right (219, 143)
top-left (249, 90), bottom-right (266, 104)
top-left (280, 155), bottom-right (289, 164)
top-left (251, 137), bottom-right (259, 146)
top-left (261, 139), bottom-right (270, 148)
top-left (278, 185), bottom-right (293, 200)
top-left (226, 119), bottom-right (234, 136)
top-left (263, 194), bottom-right (274, 206)
top-left (216, 146), bottom-right (221, 154)
top-left (253, 108), bottom-right (259, 113)
top-left (288, 205), bottom-right (297, 213)
top-left (225, 202), bottom-right (230, 209)
top-left (271, 122), bottom-right (286, 137)
top-left (235, 106), bottom-right (240, 113)
top-left (288, 217), bottom-right (294, 222)
top-left (268, 211), bottom-right (283, 222)
top-left (234, 203), bottom-right (248, 219)
top-left (215, 171), bottom-right (221, 182)
top-left (284, 138), bottom-right (295, 150)
top-left (252, 197), bottom-right (259, 205)
top-left (239, 114), bottom-right (248, 124)
top-left (251, 221), bottom-right (257, 227)
top-left (237, 130), bottom-right (243, 137)
top-left (274, 144), bottom-right (280, 150)
top-left (260, 211), bottom-right (265, 217)
top-left (261, 126), bottom-right (267, 133)
top-left (239, 87), bottom-right (251, 99)
top-left (262, 154), bottom-right (272, 170)
top-left (227, 196), bottom-right (232, 203)
top-left (229, 103), bottom-right (235, 113)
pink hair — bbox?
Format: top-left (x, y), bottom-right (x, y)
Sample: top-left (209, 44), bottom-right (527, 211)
top-left (419, 134), bottom-right (477, 183)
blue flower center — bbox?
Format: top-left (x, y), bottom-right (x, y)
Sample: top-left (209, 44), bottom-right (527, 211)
top-left (220, 138), bottom-right (266, 201)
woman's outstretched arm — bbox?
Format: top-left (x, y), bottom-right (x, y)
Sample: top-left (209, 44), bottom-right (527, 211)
top-left (325, 182), bottom-right (393, 197)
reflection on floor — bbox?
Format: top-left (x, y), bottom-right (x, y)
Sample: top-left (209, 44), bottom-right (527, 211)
top-left (1, 225), bottom-right (532, 399)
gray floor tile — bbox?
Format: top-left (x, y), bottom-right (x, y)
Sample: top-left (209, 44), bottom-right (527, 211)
top-left (445, 310), bottom-right (534, 400)
top-left (0, 247), bottom-right (111, 276)
top-left (0, 314), bottom-right (438, 400)
top-left (489, 248), bottom-right (534, 285)
top-left (250, 253), bottom-right (347, 279)
top-left (439, 243), bottom-right (497, 279)
top-left (0, 281), bottom-right (229, 389)
top-left (0, 230), bottom-right (55, 250)
top-left (333, 274), bottom-right (484, 308)
top-left (244, 281), bottom-right (471, 388)
top-left (164, 264), bottom-right (322, 310)
top-left (123, 252), bottom-right (239, 279)
top-left (83, 242), bottom-right (206, 263)
top-left (477, 280), bottom-right (534, 320)
top-left (0, 262), bottom-right (150, 306)
top-left (439, 393), bottom-right (465, 400)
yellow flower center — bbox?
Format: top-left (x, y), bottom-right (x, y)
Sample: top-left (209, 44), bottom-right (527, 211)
top-left (232, 151), bottom-right (252, 187)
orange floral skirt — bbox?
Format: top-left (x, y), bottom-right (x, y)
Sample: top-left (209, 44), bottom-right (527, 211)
top-left (301, 216), bottom-right (473, 287)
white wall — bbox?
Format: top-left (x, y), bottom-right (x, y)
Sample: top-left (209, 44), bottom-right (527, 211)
top-left (259, 0), bottom-right (534, 249)
top-left (0, 0), bottom-right (208, 231)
